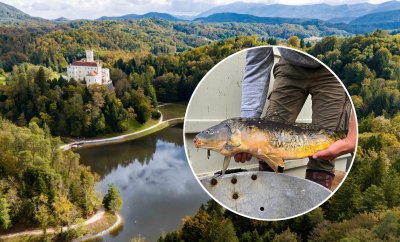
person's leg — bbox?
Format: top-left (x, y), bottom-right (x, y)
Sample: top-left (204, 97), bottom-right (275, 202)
top-left (306, 67), bottom-right (351, 189)
top-left (241, 47), bottom-right (274, 118)
top-left (265, 58), bottom-right (309, 122)
top-left (260, 59), bottom-right (309, 171)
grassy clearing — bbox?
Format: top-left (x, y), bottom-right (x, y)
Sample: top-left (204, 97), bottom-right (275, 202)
top-left (92, 117), bottom-right (160, 139)
top-left (52, 72), bottom-right (61, 79)
top-left (79, 118), bottom-right (183, 149)
top-left (84, 212), bottom-right (117, 238)
top-left (68, 103), bottom-right (186, 142)
top-left (127, 117), bottom-right (159, 133)
top-left (0, 75), bottom-right (6, 85)
top-left (158, 103), bottom-right (187, 120)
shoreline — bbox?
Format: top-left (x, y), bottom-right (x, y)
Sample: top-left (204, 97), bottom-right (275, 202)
top-left (74, 213), bottom-right (123, 242)
top-left (0, 210), bottom-right (121, 241)
top-left (60, 103), bottom-right (184, 150)
top-left (60, 118), bottom-right (183, 150)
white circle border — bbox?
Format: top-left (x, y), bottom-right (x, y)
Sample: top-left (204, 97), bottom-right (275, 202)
top-left (182, 45), bottom-right (359, 221)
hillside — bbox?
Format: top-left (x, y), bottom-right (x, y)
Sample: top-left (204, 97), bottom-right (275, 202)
top-left (196, 1), bottom-right (400, 22)
top-left (0, 2), bottom-right (399, 35)
top-left (0, 2), bottom-right (47, 23)
top-left (351, 9), bottom-right (400, 25)
top-left (194, 12), bottom-right (315, 25)
top-left (98, 12), bottom-right (180, 21)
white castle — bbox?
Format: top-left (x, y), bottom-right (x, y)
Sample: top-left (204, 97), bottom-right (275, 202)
top-left (67, 50), bottom-right (112, 86)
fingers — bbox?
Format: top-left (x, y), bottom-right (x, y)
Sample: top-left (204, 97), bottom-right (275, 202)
top-left (234, 153), bottom-right (242, 162)
top-left (246, 153), bottom-right (252, 161)
top-left (234, 153), bottom-right (252, 163)
top-left (312, 150), bottom-right (332, 160)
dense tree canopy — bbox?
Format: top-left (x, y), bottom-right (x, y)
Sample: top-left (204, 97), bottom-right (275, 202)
top-left (0, 63), bottom-right (158, 137)
top-left (0, 19), bottom-right (349, 72)
top-left (0, 118), bottom-right (100, 232)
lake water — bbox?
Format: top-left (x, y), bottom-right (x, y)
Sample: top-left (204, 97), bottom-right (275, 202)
top-left (77, 126), bottom-right (210, 242)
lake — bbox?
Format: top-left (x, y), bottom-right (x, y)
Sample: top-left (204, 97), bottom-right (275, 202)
top-left (77, 126), bottom-right (210, 241)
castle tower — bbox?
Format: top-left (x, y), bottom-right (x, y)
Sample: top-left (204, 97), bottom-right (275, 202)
top-left (86, 50), bottom-right (94, 62)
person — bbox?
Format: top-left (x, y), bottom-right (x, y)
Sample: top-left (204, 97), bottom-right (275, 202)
top-left (234, 46), bottom-right (356, 189)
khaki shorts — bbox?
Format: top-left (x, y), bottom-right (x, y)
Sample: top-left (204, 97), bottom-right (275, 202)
top-left (265, 58), bottom-right (351, 173)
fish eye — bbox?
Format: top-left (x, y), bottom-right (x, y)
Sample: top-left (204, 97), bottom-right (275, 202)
top-left (206, 131), bottom-right (209, 134)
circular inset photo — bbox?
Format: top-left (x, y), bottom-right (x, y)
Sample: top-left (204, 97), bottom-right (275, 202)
top-left (183, 46), bottom-right (358, 220)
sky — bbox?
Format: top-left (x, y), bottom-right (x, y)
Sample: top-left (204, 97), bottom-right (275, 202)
top-left (2, 0), bottom-right (396, 19)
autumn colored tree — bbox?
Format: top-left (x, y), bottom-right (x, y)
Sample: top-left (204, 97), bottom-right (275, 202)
top-left (287, 36), bottom-right (301, 48)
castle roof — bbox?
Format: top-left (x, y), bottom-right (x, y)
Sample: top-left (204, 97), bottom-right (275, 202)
top-left (87, 71), bottom-right (97, 76)
top-left (72, 60), bottom-right (100, 67)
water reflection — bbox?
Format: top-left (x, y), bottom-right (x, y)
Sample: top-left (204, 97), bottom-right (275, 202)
top-left (78, 127), bottom-right (209, 242)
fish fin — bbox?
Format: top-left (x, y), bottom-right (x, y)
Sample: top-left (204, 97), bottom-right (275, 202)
top-left (221, 156), bottom-right (231, 175)
top-left (224, 129), bottom-right (241, 151)
top-left (224, 142), bottom-right (240, 151)
top-left (258, 154), bottom-right (284, 173)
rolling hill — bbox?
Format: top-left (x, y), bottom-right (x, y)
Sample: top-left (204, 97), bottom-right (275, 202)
top-left (351, 9), bottom-right (400, 25)
top-left (194, 13), bottom-right (320, 25)
top-left (0, 2), bottom-right (47, 23)
top-left (196, 1), bottom-right (400, 23)
top-left (0, 1), bottom-right (400, 35)
top-left (98, 12), bottom-right (181, 21)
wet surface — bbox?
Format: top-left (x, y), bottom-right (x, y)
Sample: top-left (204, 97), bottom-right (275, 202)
top-left (78, 127), bottom-right (209, 242)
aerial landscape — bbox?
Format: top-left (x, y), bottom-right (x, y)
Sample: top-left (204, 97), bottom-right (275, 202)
top-left (0, 0), bottom-right (399, 241)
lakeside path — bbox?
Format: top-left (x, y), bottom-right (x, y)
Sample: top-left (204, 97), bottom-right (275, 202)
top-left (74, 213), bottom-right (122, 242)
top-left (0, 210), bottom-right (122, 240)
top-left (60, 103), bottom-right (184, 150)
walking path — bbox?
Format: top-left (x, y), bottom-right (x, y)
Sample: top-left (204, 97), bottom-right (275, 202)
top-left (0, 210), bottom-right (122, 240)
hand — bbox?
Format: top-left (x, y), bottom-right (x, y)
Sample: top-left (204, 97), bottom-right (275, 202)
top-left (234, 153), bottom-right (252, 163)
top-left (313, 110), bottom-right (357, 160)
top-left (312, 138), bottom-right (355, 160)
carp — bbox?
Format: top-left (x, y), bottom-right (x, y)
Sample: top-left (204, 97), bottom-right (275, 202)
top-left (193, 118), bottom-right (346, 175)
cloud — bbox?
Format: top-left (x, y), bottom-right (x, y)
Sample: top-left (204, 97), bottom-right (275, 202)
top-left (2, 0), bottom-right (395, 19)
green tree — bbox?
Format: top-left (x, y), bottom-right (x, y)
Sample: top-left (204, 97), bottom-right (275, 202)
top-left (374, 211), bottom-right (400, 240)
top-left (300, 38), bottom-right (305, 48)
top-left (181, 208), bottom-right (211, 241)
top-left (360, 185), bottom-right (387, 212)
top-left (200, 217), bottom-right (239, 242)
top-left (102, 184), bottom-right (123, 214)
top-left (372, 47), bottom-right (391, 77)
top-left (158, 231), bottom-right (181, 242)
top-left (273, 228), bottom-right (299, 242)
top-left (17, 113), bottom-right (27, 126)
top-left (0, 195), bottom-right (11, 230)
top-left (240, 230), bottom-right (263, 242)
top-left (343, 62), bottom-right (374, 85)
top-left (35, 67), bottom-right (49, 94)
top-left (34, 195), bottom-right (52, 235)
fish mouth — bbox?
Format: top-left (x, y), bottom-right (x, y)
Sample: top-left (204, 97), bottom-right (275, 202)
top-left (193, 137), bottom-right (203, 148)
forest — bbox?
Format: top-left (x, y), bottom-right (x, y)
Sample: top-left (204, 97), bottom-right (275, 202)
top-left (0, 62), bottom-right (160, 137)
top-left (0, 35), bottom-right (263, 137)
top-left (0, 119), bottom-right (122, 240)
top-left (0, 118), bottom-right (99, 237)
top-left (0, 19), bottom-right (348, 72)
